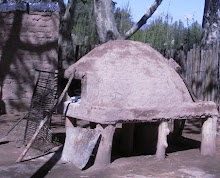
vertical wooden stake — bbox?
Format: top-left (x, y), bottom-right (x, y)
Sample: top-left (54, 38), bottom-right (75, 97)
top-left (201, 117), bottom-right (217, 156)
top-left (156, 121), bottom-right (170, 160)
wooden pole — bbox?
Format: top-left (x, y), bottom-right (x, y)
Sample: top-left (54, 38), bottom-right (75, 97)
top-left (57, 73), bottom-right (75, 105)
top-left (16, 116), bottom-right (49, 163)
top-left (156, 121), bottom-right (170, 160)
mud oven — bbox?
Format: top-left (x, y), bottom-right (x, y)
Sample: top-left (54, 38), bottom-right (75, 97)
top-left (61, 40), bottom-right (219, 169)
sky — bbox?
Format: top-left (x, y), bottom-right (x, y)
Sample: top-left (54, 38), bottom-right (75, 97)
top-left (114, 0), bottom-right (205, 26)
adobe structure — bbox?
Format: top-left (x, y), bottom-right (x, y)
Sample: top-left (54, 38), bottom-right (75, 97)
top-left (62, 40), bottom-right (219, 169)
top-left (0, 2), bottom-right (59, 114)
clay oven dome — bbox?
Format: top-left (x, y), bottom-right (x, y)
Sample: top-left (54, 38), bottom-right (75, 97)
top-left (64, 40), bottom-right (218, 124)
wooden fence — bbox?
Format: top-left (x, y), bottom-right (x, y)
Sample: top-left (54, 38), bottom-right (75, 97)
top-left (162, 44), bottom-right (220, 107)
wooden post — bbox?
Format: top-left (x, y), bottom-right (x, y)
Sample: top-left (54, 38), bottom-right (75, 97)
top-left (201, 117), bottom-right (217, 156)
top-left (156, 121), bottom-right (170, 160)
top-left (93, 125), bottom-right (116, 168)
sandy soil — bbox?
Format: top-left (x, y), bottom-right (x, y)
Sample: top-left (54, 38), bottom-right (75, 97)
top-left (0, 113), bottom-right (220, 178)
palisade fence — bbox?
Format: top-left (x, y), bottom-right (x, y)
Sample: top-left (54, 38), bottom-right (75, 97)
top-left (162, 44), bottom-right (220, 108)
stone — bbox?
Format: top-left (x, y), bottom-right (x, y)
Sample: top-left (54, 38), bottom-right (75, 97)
top-left (62, 126), bottom-right (101, 169)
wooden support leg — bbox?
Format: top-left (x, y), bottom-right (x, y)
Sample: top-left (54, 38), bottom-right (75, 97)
top-left (156, 121), bottom-right (170, 160)
top-left (201, 117), bottom-right (217, 156)
top-left (93, 125), bottom-right (116, 168)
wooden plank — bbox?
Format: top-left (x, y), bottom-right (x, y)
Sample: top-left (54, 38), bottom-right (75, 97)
top-left (192, 45), bottom-right (197, 95)
top-left (189, 49), bottom-right (193, 87)
top-left (202, 49), bottom-right (207, 101)
top-left (195, 46), bottom-right (201, 97)
top-left (197, 48), bottom-right (202, 99)
top-left (207, 48), bottom-right (212, 101)
top-left (212, 44), bottom-right (218, 103)
top-left (180, 50), bottom-right (186, 77)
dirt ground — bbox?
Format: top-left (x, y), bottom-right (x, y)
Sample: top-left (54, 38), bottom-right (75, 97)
top-left (0, 113), bottom-right (220, 178)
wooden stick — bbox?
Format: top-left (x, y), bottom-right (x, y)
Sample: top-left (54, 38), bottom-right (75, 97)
top-left (16, 73), bottom-right (75, 162)
top-left (57, 73), bottom-right (75, 105)
top-left (16, 116), bottom-right (49, 163)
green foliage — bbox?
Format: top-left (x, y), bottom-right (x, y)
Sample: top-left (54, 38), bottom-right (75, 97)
top-left (131, 15), bottom-right (202, 51)
top-left (188, 21), bottom-right (203, 47)
top-left (112, 6), bottom-right (202, 51)
top-left (71, 0), bottom-right (98, 46)
top-left (114, 6), bottom-right (133, 34)
top-left (70, 1), bottom-right (202, 51)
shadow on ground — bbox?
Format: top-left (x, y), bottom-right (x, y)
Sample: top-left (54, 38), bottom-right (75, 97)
top-left (30, 147), bottom-right (63, 178)
top-left (0, 114), bottom-right (219, 178)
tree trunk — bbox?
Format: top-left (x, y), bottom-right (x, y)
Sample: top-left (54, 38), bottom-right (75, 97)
top-left (93, 0), bottom-right (121, 43)
top-left (201, 0), bottom-right (220, 47)
top-left (93, 0), bottom-right (163, 43)
top-left (58, 0), bottom-right (77, 70)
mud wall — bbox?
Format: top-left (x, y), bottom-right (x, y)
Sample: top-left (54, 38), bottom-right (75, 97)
top-left (0, 8), bottom-right (60, 113)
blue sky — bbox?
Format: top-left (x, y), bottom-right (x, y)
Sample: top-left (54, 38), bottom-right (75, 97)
top-left (114, 0), bottom-right (205, 26)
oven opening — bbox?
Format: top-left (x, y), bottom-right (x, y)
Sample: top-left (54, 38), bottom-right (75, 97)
top-left (67, 79), bottom-right (81, 102)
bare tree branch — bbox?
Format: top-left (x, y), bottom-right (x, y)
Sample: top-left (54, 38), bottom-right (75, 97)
top-left (124, 0), bottom-right (163, 39)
